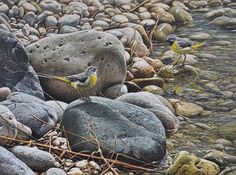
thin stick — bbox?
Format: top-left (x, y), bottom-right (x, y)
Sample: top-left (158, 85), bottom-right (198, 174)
top-left (0, 136), bottom-right (155, 172)
top-left (129, 0), bottom-right (150, 13)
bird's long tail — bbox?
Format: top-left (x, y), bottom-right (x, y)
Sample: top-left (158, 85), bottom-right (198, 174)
top-left (37, 73), bottom-right (70, 83)
top-left (191, 42), bottom-right (205, 49)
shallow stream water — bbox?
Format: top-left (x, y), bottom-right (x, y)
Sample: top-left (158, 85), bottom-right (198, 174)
top-left (153, 5), bottom-right (236, 172)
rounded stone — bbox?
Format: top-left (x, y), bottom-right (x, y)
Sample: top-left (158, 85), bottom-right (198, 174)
top-left (22, 11), bottom-right (36, 27)
top-left (92, 20), bottom-right (109, 29)
top-left (174, 101), bottom-right (204, 117)
top-left (111, 14), bottom-right (129, 23)
top-left (190, 32), bottom-right (212, 40)
top-left (139, 11), bottom-right (152, 20)
top-left (39, 0), bottom-right (61, 14)
top-left (11, 146), bottom-right (56, 172)
top-left (45, 15), bottom-right (58, 28)
top-left (169, 6), bottom-right (193, 23)
top-left (143, 85), bottom-right (164, 95)
top-left (58, 14), bottom-right (80, 28)
top-left (0, 3), bottom-right (9, 13)
top-left (22, 2), bottom-right (37, 13)
top-left (45, 168), bottom-right (67, 175)
top-left (154, 23), bottom-right (173, 42)
top-left (59, 25), bottom-right (77, 34)
top-left (0, 87), bottom-right (11, 101)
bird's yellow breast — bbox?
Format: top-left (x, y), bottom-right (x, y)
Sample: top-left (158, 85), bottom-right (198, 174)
top-left (88, 74), bottom-right (97, 88)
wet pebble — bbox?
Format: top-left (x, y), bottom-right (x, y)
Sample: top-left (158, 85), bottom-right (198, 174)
top-left (111, 14), bottom-right (129, 23)
top-left (45, 16), bottom-right (58, 28)
top-left (143, 85), bottom-right (164, 95)
top-left (39, 0), bottom-right (61, 14)
top-left (58, 14), bottom-right (80, 28)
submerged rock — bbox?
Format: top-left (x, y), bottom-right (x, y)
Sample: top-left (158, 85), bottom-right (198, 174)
top-left (61, 96), bottom-right (166, 164)
top-left (167, 151), bottom-right (220, 175)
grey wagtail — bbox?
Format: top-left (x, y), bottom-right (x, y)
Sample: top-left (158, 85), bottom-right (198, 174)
top-left (166, 34), bottom-right (204, 66)
top-left (38, 66), bottom-right (98, 97)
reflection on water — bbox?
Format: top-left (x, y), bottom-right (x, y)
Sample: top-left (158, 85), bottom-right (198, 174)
top-left (154, 7), bottom-right (236, 158)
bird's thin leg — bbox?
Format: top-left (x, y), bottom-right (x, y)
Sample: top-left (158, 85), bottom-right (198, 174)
top-left (182, 54), bottom-right (187, 67)
top-left (173, 54), bottom-right (182, 66)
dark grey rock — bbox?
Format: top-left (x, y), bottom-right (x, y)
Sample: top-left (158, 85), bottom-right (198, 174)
top-left (45, 168), bottom-right (67, 175)
top-left (11, 146), bottom-right (55, 172)
top-left (0, 29), bottom-right (44, 99)
top-left (116, 92), bottom-right (179, 135)
top-left (0, 92), bottom-right (58, 138)
top-left (0, 146), bottom-right (35, 175)
top-left (62, 97), bottom-right (166, 164)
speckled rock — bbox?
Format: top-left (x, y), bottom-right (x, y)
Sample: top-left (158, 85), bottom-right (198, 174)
top-left (92, 20), bottom-right (109, 29)
top-left (26, 30), bottom-right (127, 101)
top-left (59, 25), bottom-right (77, 34)
top-left (11, 146), bottom-right (55, 172)
top-left (21, 2), bottom-right (37, 13)
top-left (67, 2), bottom-right (89, 17)
top-left (0, 146), bottom-right (35, 175)
top-left (46, 100), bottom-right (68, 121)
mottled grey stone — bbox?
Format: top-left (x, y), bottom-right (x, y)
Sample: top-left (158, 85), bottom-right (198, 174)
top-left (23, 11), bottom-right (36, 27)
top-left (0, 92), bottom-right (58, 138)
top-left (11, 146), bottom-right (55, 172)
top-left (62, 97), bottom-right (166, 164)
top-left (58, 14), bottom-right (80, 28)
top-left (0, 146), bottom-right (35, 175)
top-left (39, 0), bottom-right (61, 14)
top-left (45, 168), bottom-right (67, 175)
top-left (116, 92), bottom-right (179, 135)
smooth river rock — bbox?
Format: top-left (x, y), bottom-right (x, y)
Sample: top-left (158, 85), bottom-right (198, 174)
top-left (61, 96), bottom-right (166, 164)
top-left (0, 146), bottom-right (35, 175)
top-left (26, 30), bottom-right (127, 101)
top-left (0, 92), bottom-right (58, 138)
top-left (116, 92), bottom-right (179, 135)
top-left (11, 146), bottom-right (55, 172)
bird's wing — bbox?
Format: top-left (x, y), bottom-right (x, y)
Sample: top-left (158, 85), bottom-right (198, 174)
top-left (177, 39), bottom-right (192, 48)
top-left (66, 73), bottom-right (88, 84)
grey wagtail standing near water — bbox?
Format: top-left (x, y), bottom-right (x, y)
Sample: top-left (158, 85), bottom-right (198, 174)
top-left (38, 66), bottom-right (98, 101)
top-left (166, 34), bottom-right (204, 66)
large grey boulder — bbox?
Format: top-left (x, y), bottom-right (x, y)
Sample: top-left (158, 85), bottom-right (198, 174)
top-left (0, 146), bottom-right (35, 175)
top-left (26, 30), bottom-right (127, 102)
top-left (61, 97), bottom-right (166, 164)
top-left (0, 29), bottom-right (44, 99)
top-left (0, 92), bottom-right (58, 138)
top-left (116, 92), bottom-right (179, 135)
